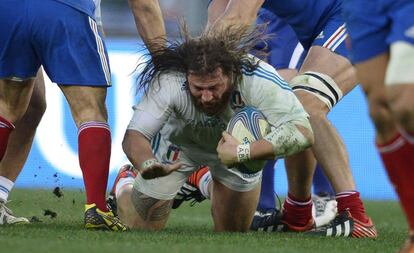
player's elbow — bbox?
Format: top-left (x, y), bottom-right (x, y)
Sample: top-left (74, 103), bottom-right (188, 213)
top-left (122, 136), bottom-right (129, 157)
top-left (122, 130), bottom-right (135, 157)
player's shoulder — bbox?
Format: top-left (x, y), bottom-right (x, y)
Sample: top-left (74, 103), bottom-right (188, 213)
top-left (240, 55), bottom-right (291, 92)
top-left (151, 71), bottom-right (187, 92)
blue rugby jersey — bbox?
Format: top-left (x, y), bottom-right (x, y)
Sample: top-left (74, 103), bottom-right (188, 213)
top-left (262, 0), bottom-right (342, 49)
top-left (52, 0), bottom-right (96, 17)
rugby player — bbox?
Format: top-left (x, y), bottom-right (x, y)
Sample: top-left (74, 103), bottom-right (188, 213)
top-left (204, 0), bottom-right (377, 238)
top-left (110, 26), bottom-right (314, 231)
top-left (0, 0), bottom-right (127, 231)
top-left (172, 8), bottom-right (337, 230)
top-left (343, 0), bottom-right (414, 251)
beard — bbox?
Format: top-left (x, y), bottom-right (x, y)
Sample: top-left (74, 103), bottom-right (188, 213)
top-left (191, 86), bottom-right (234, 116)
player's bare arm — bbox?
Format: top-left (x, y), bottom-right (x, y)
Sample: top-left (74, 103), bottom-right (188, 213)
top-left (128, 0), bottom-right (166, 52)
top-left (217, 120), bottom-right (314, 166)
top-left (207, 0), bottom-right (264, 32)
top-left (123, 129), bottom-right (181, 179)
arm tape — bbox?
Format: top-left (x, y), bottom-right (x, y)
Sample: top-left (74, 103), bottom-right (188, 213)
top-left (264, 120), bottom-right (312, 158)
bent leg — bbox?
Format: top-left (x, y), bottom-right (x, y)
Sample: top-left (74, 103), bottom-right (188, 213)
top-left (288, 46), bottom-right (372, 225)
top-left (357, 53), bottom-right (396, 143)
top-left (211, 179), bottom-right (260, 232)
top-left (292, 46), bottom-right (357, 193)
top-left (0, 78), bottom-right (34, 207)
top-left (117, 185), bottom-right (172, 230)
top-left (0, 70), bottom-right (46, 181)
top-left (363, 43), bottom-right (414, 234)
top-left (116, 171), bottom-right (186, 230)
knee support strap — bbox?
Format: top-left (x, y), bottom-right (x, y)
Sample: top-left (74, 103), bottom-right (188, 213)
top-left (290, 71), bottom-right (343, 109)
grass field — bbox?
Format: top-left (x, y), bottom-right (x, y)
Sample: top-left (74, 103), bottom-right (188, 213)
top-left (0, 189), bottom-right (407, 253)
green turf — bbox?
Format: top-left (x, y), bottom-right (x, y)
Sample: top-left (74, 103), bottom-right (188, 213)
top-left (0, 189), bottom-right (408, 253)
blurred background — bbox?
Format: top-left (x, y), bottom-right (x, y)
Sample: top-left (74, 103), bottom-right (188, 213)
top-left (15, 0), bottom-right (396, 201)
top-left (102, 0), bottom-right (208, 37)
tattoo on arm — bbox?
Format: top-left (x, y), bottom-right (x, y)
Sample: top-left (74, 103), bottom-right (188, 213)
top-left (131, 187), bottom-right (173, 222)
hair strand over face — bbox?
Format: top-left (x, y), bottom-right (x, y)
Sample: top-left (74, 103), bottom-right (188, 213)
top-left (134, 22), bottom-right (269, 94)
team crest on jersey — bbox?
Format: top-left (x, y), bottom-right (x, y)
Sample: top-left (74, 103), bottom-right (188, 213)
top-left (231, 90), bottom-right (245, 109)
top-left (165, 144), bottom-right (180, 162)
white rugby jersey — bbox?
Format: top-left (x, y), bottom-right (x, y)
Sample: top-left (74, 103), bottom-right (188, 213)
top-left (128, 57), bottom-right (308, 158)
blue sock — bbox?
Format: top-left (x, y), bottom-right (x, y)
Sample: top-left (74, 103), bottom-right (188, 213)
top-left (312, 164), bottom-right (334, 196)
top-left (257, 160), bottom-right (276, 211)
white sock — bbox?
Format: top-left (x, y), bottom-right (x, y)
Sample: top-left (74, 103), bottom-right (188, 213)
top-left (0, 176), bottom-right (14, 202)
top-left (115, 177), bottom-right (135, 199)
top-left (199, 171), bottom-right (212, 199)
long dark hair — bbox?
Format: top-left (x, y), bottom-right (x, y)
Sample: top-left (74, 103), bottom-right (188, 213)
top-left (135, 23), bottom-right (268, 93)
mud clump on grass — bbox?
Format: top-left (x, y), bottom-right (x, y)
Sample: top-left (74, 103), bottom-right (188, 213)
top-left (44, 209), bottom-right (57, 219)
top-left (53, 187), bottom-right (64, 198)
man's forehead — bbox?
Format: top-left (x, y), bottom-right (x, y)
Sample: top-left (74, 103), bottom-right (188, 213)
top-left (188, 68), bottom-right (224, 79)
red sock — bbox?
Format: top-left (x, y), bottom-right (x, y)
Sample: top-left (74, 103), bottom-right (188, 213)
top-left (282, 193), bottom-right (313, 228)
top-left (188, 166), bottom-right (209, 187)
top-left (78, 122), bottom-right (111, 212)
top-left (378, 131), bottom-right (414, 230)
top-left (336, 191), bottom-right (369, 223)
top-left (0, 115), bottom-right (14, 161)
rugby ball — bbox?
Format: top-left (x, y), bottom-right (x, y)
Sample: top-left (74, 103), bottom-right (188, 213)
top-left (226, 106), bottom-right (270, 174)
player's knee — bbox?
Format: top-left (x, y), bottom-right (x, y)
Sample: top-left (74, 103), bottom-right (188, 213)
top-left (72, 104), bottom-right (108, 126)
top-left (385, 41), bottom-right (414, 130)
top-left (295, 91), bottom-right (329, 121)
top-left (116, 186), bottom-right (140, 228)
top-left (388, 94), bottom-right (414, 131)
top-left (367, 96), bottom-right (394, 133)
top-left (290, 72), bottom-right (343, 112)
top-left (129, 187), bottom-right (171, 230)
top-left (24, 98), bottom-right (46, 126)
top-left (1, 107), bottom-right (26, 123)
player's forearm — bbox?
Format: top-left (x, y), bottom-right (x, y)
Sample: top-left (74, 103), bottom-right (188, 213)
top-left (128, 0), bottom-right (166, 53)
top-left (206, 0), bottom-right (230, 29)
top-left (242, 120), bottom-right (313, 162)
top-left (259, 120), bottom-right (314, 159)
top-left (247, 139), bottom-right (274, 160)
top-left (122, 129), bottom-right (157, 170)
top-left (208, 0), bottom-right (263, 32)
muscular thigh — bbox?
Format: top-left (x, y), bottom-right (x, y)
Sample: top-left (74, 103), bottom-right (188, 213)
top-left (59, 85), bottom-right (108, 126)
top-left (211, 178), bottom-right (260, 232)
top-left (300, 46), bottom-right (357, 97)
top-left (31, 1), bottom-right (111, 86)
top-left (289, 46), bottom-right (357, 113)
